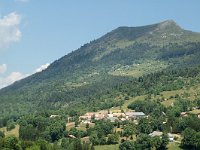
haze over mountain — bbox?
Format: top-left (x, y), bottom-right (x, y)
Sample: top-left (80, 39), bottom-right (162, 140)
top-left (1, 20), bottom-right (200, 118)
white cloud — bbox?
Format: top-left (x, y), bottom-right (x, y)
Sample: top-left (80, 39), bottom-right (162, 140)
top-left (15, 0), bottom-right (29, 3)
top-left (35, 63), bottom-right (50, 73)
top-left (0, 12), bottom-right (21, 51)
top-left (0, 63), bottom-right (49, 89)
top-left (0, 64), bottom-right (7, 74)
top-left (0, 72), bottom-right (29, 89)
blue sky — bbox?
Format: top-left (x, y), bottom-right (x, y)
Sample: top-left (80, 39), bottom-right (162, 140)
top-left (0, 0), bottom-right (200, 88)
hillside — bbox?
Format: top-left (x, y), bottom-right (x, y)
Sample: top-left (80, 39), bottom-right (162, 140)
top-left (1, 20), bottom-right (200, 121)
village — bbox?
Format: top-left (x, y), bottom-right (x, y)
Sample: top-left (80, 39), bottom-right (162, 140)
top-left (60, 103), bottom-right (200, 147)
top-left (79, 110), bottom-right (146, 124)
top-left (63, 109), bottom-right (177, 143)
top-left (45, 89), bottom-right (200, 150)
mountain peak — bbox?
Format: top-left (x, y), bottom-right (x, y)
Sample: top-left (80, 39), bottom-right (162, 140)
top-left (156, 20), bottom-right (182, 31)
top-left (104, 20), bottom-right (183, 41)
top-left (161, 19), bottom-right (177, 25)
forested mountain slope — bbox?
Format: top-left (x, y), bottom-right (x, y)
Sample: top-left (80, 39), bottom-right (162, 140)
top-left (1, 20), bottom-right (200, 120)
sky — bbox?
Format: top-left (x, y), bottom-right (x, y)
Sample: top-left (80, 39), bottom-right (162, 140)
top-left (0, 0), bottom-right (200, 88)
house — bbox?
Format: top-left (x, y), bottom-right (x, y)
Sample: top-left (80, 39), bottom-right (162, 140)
top-left (111, 109), bottom-right (122, 113)
top-left (125, 112), bottom-right (145, 119)
top-left (149, 132), bottom-right (174, 142)
top-left (67, 117), bottom-right (72, 123)
top-left (107, 113), bottom-right (114, 117)
top-left (113, 113), bottom-right (125, 118)
top-left (198, 114), bottom-right (200, 119)
top-left (81, 136), bottom-right (90, 143)
top-left (82, 120), bottom-right (91, 124)
top-left (95, 113), bottom-right (106, 120)
top-left (180, 112), bottom-right (188, 117)
top-left (79, 111), bottom-right (108, 122)
top-left (149, 131), bottom-right (163, 137)
top-left (79, 112), bottom-right (95, 121)
top-left (94, 111), bottom-right (108, 120)
top-left (50, 115), bottom-right (60, 118)
top-left (167, 133), bottom-right (174, 142)
top-left (120, 118), bottom-right (126, 121)
top-left (107, 117), bottom-right (119, 122)
top-left (68, 135), bottom-right (76, 139)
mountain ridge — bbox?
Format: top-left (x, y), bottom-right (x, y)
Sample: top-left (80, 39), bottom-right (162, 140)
top-left (1, 20), bottom-right (200, 89)
top-left (1, 20), bottom-right (200, 92)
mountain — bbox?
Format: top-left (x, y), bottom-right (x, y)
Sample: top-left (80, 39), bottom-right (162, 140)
top-left (1, 20), bottom-right (200, 120)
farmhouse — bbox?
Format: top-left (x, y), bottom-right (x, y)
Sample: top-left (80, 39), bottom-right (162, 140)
top-left (180, 112), bottom-right (188, 117)
top-left (50, 115), bottom-right (60, 118)
top-left (113, 112), bottom-right (125, 118)
top-left (95, 113), bottom-right (106, 120)
top-left (68, 135), bottom-right (76, 139)
top-left (79, 112), bottom-right (95, 121)
top-left (79, 111), bottom-right (108, 123)
top-left (167, 133), bottom-right (174, 142)
top-left (149, 131), bottom-right (174, 142)
top-left (198, 114), bottom-right (200, 119)
top-left (107, 116), bottom-right (119, 122)
top-left (125, 112), bottom-right (145, 119)
top-left (149, 131), bottom-right (163, 137)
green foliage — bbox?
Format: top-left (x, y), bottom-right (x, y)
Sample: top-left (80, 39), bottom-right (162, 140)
top-left (19, 124), bottom-right (38, 141)
top-left (21, 141), bottom-right (34, 150)
top-left (128, 100), bottom-right (165, 117)
top-left (0, 131), bottom-right (5, 138)
top-left (135, 134), bottom-right (152, 150)
top-left (89, 131), bottom-right (99, 145)
top-left (196, 98), bottom-right (200, 108)
top-left (88, 120), bottom-right (115, 145)
top-left (4, 136), bottom-right (20, 150)
top-left (19, 115), bottom-right (65, 142)
top-left (119, 140), bottom-right (136, 150)
top-left (119, 134), bottom-right (154, 150)
top-left (107, 133), bottom-right (119, 144)
top-left (48, 121), bottom-right (65, 142)
top-left (122, 123), bottom-right (136, 138)
top-left (152, 134), bottom-right (169, 150)
top-left (137, 118), bottom-right (152, 134)
top-left (181, 128), bottom-right (200, 149)
top-left (61, 138), bottom-right (94, 150)
top-left (6, 119), bottom-right (15, 131)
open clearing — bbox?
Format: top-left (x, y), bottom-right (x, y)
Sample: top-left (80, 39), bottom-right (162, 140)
top-left (0, 124), bottom-right (19, 138)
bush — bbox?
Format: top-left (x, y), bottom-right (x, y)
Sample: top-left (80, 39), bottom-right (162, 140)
top-left (107, 133), bottom-right (119, 144)
top-left (0, 131), bottom-right (5, 138)
top-left (6, 120), bottom-right (15, 131)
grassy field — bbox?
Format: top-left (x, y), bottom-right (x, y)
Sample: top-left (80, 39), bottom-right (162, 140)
top-left (108, 76), bottom-right (200, 114)
top-left (66, 122), bottom-right (75, 131)
top-left (109, 60), bottom-right (168, 77)
top-left (94, 143), bottom-right (181, 150)
top-left (111, 89), bottom-right (187, 112)
top-left (110, 95), bottom-right (145, 112)
top-left (120, 85), bottom-right (200, 110)
top-left (95, 144), bottom-right (119, 150)
top-left (0, 124), bottom-right (19, 138)
top-left (189, 109), bottom-right (200, 114)
top-left (122, 95), bottom-right (145, 110)
top-left (77, 123), bottom-right (95, 131)
top-left (111, 89), bottom-right (183, 112)
top-left (66, 122), bottom-right (95, 131)
top-left (167, 142), bottom-right (182, 150)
